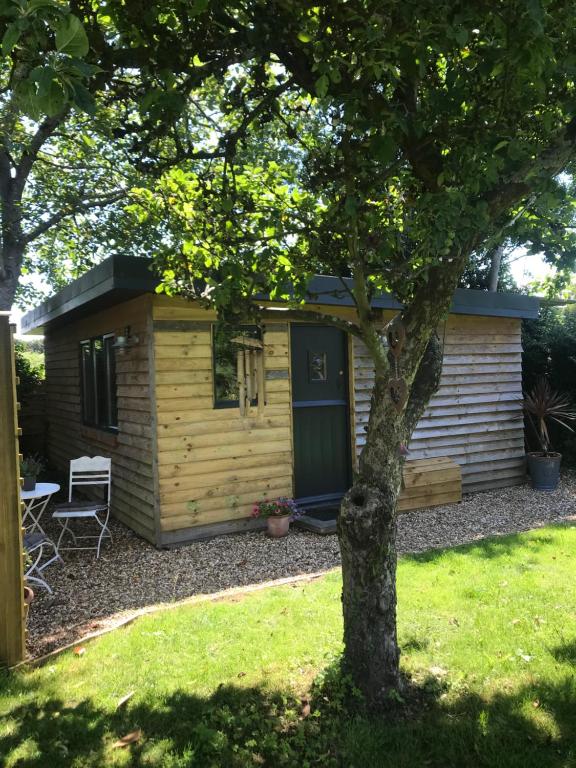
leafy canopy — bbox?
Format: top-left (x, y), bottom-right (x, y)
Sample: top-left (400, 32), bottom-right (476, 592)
top-left (127, 1), bottom-right (576, 329)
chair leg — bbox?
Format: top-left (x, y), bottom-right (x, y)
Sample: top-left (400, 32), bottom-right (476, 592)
top-left (56, 518), bottom-right (77, 550)
top-left (25, 574), bottom-right (53, 595)
top-left (95, 509), bottom-right (111, 559)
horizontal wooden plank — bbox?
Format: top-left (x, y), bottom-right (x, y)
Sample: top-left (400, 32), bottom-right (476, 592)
top-left (398, 489), bottom-right (461, 512)
top-left (157, 426), bottom-right (291, 453)
top-left (155, 358), bottom-right (213, 372)
top-left (442, 353), bottom-right (522, 365)
top-left (159, 450), bottom-right (293, 480)
top-left (156, 396), bottom-right (214, 413)
top-left (155, 370), bottom-right (212, 386)
top-left (157, 413), bottom-right (291, 438)
top-left (161, 473), bottom-right (293, 505)
top-left (402, 471), bottom-right (461, 492)
top-left (161, 462), bottom-right (293, 496)
top-left (161, 481), bottom-right (293, 525)
top-left (155, 383), bottom-right (214, 400)
top-left (158, 438), bottom-right (293, 465)
top-left (442, 343), bottom-right (523, 355)
top-left (155, 344), bottom-right (212, 360)
top-left (156, 404), bottom-right (289, 426)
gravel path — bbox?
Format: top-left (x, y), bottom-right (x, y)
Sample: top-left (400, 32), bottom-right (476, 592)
top-left (26, 477), bottom-right (576, 659)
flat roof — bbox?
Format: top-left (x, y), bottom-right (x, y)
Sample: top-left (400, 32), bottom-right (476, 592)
top-left (20, 254), bottom-right (540, 333)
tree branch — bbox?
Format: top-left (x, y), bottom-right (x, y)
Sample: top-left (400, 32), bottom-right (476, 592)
top-left (13, 111), bottom-right (69, 200)
top-left (402, 331), bottom-right (443, 437)
top-left (22, 190), bottom-right (125, 245)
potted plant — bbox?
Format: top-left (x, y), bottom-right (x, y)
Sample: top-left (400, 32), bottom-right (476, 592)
top-left (252, 497), bottom-right (299, 538)
top-left (524, 378), bottom-right (576, 491)
top-left (20, 454), bottom-right (45, 491)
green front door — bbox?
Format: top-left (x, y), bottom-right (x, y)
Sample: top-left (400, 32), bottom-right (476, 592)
top-left (291, 325), bottom-right (351, 505)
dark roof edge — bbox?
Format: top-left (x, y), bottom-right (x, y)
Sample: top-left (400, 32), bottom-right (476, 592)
top-left (20, 255), bottom-right (540, 333)
top-left (20, 256), bottom-right (158, 334)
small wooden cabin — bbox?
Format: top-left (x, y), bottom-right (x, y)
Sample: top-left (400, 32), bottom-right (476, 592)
top-left (21, 256), bottom-right (539, 546)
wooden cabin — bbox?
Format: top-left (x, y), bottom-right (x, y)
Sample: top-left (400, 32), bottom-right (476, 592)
top-left (21, 256), bottom-right (539, 546)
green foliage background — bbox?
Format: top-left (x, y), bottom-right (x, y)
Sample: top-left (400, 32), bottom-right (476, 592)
top-left (522, 308), bottom-right (576, 463)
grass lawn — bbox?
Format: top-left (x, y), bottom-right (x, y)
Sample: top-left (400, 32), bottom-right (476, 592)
top-left (1, 524), bottom-right (576, 767)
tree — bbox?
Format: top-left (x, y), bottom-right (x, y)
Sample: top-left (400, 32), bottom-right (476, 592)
top-left (0, 0), bottom-right (259, 309)
top-left (128, 1), bottom-right (576, 710)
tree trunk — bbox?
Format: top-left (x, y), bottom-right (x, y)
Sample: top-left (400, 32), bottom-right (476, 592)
top-left (0, 241), bottom-right (24, 311)
top-left (337, 334), bottom-right (444, 710)
top-left (339, 478), bottom-right (402, 705)
top-left (488, 245), bottom-right (504, 292)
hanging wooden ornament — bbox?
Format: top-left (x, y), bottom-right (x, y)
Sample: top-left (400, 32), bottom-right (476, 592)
top-left (386, 317), bottom-right (406, 359)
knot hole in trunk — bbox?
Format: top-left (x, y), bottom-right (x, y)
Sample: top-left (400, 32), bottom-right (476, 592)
top-left (338, 483), bottom-right (390, 548)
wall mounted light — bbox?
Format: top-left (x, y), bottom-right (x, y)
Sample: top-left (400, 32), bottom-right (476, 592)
top-left (113, 326), bottom-right (140, 354)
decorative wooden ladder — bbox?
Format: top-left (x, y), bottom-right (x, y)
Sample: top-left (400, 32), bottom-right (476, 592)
top-left (0, 313), bottom-right (26, 667)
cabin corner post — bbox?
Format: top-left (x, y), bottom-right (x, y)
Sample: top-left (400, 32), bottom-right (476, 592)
top-left (0, 315), bottom-right (26, 666)
top-left (146, 297), bottom-right (163, 547)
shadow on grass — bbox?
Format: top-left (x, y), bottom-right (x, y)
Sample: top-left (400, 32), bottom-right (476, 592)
top-left (2, 661), bottom-right (575, 768)
top-left (405, 522), bottom-right (576, 566)
top-left (550, 638), bottom-right (576, 668)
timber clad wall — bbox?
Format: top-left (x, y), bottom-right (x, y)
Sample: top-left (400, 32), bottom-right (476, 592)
top-left (151, 296), bottom-right (293, 545)
top-left (42, 290), bottom-right (527, 546)
top-left (44, 295), bottom-right (157, 542)
top-left (353, 314), bottom-right (525, 492)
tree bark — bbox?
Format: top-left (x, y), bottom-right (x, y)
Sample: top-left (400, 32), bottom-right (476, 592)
top-left (0, 241), bottom-right (25, 311)
top-left (337, 333), bottom-right (444, 710)
top-left (488, 245), bottom-right (504, 292)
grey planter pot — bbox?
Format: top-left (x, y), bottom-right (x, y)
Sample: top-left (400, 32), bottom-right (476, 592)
top-left (527, 452), bottom-right (562, 491)
top-left (23, 476), bottom-right (36, 491)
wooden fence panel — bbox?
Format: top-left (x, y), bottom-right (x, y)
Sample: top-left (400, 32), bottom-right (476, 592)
top-left (0, 314), bottom-right (25, 666)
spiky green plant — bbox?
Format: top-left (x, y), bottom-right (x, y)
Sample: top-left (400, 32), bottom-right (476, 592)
top-left (524, 378), bottom-right (576, 454)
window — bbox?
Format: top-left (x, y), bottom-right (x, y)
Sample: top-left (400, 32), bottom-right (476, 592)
top-left (213, 323), bottom-right (261, 408)
top-left (80, 335), bottom-right (118, 430)
top-left (308, 351), bottom-right (327, 382)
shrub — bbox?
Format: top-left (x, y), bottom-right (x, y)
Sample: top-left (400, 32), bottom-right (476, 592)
top-left (522, 307), bottom-right (576, 465)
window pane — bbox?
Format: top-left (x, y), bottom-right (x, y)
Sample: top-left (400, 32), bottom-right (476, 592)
top-left (309, 351), bottom-right (327, 382)
top-left (80, 341), bottom-right (95, 424)
top-left (93, 338), bottom-right (106, 426)
top-left (213, 324), bottom-right (260, 406)
top-left (104, 337), bottom-right (118, 428)
top-left (80, 335), bottom-right (118, 430)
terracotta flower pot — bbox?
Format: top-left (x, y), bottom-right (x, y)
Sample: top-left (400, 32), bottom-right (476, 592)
top-left (267, 514), bottom-right (291, 538)
top-left (23, 585), bottom-right (34, 623)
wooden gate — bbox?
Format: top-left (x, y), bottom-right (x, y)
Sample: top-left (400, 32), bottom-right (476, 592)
top-left (0, 313), bottom-right (25, 666)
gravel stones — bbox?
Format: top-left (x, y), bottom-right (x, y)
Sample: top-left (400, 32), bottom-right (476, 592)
top-left (27, 476), bottom-right (576, 659)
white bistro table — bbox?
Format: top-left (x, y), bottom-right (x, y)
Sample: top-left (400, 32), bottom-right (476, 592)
top-left (21, 482), bottom-right (61, 534)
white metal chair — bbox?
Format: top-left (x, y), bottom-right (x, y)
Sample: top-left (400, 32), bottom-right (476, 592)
top-left (24, 531), bottom-right (62, 594)
top-left (52, 456), bottom-right (112, 559)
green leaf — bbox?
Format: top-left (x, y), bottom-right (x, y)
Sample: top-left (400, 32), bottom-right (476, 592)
top-left (14, 80), bottom-right (40, 121)
top-left (28, 0), bottom-right (61, 10)
top-left (454, 28), bottom-right (468, 47)
top-left (71, 82), bottom-right (96, 115)
top-left (33, 66), bottom-right (66, 116)
top-left (297, 31), bottom-right (311, 43)
top-left (192, 54), bottom-right (206, 67)
top-left (370, 134), bottom-right (397, 163)
top-left (1, 23), bottom-right (21, 56)
top-left (315, 74), bottom-right (329, 98)
top-left (493, 140), bottom-right (509, 152)
top-left (55, 15), bottom-right (89, 58)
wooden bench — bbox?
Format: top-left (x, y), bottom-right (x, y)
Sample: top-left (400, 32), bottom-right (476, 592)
top-left (398, 457), bottom-right (462, 513)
